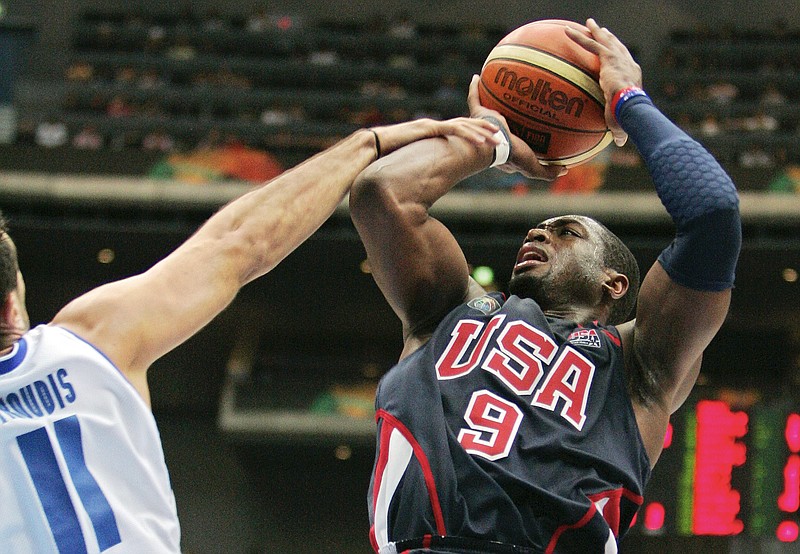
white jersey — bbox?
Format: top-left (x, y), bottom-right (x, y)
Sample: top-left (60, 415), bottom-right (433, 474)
top-left (0, 324), bottom-right (181, 553)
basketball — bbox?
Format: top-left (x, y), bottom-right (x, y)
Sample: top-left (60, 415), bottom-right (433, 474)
top-left (478, 19), bottom-right (613, 167)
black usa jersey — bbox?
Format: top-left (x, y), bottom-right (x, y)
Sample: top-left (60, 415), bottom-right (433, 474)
top-left (369, 293), bottom-right (651, 554)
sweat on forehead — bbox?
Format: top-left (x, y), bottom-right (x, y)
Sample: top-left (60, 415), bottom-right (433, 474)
top-left (538, 215), bottom-right (604, 230)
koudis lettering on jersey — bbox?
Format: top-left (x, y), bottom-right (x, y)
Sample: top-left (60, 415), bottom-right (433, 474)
top-left (436, 314), bottom-right (596, 435)
top-left (0, 368), bottom-right (76, 423)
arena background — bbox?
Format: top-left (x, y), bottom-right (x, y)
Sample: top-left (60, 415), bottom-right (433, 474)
top-left (1, 1), bottom-right (800, 552)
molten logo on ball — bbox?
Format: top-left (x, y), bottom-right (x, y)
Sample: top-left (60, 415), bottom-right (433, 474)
top-left (493, 66), bottom-right (586, 120)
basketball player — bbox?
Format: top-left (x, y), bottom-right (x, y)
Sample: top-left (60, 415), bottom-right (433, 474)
top-left (0, 116), bottom-right (500, 553)
top-left (351, 19), bottom-right (741, 553)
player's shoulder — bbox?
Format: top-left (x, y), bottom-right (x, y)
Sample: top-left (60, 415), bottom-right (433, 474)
top-left (615, 319), bottom-right (635, 351)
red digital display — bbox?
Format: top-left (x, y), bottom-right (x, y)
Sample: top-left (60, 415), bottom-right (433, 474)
top-left (634, 398), bottom-right (800, 541)
top-left (693, 400), bottom-right (747, 535)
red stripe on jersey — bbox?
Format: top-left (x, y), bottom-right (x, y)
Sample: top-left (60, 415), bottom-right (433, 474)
top-left (545, 503), bottom-right (597, 554)
top-left (375, 409), bottom-right (447, 536)
top-left (601, 328), bottom-right (621, 347)
top-left (369, 420), bottom-right (397, 552)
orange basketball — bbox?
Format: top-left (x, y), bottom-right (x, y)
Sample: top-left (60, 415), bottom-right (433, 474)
top-left (479, 19), bottom-right (612, 167)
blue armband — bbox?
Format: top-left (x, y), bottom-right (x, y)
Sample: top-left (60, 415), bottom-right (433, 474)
top-left (656, 209), bottom-right (741, 291)
top-left (619, 97), bottom-right (741, 291)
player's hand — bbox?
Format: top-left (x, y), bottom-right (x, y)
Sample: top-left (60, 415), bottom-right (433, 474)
top-left (565, 18), bottom-right (642, 147)
top-left (372, 116), bottom-right (501, 158)
top-left (467, 75), bottom-right (564, 181)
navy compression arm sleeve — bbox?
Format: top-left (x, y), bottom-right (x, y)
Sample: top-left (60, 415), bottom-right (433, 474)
top-left (619, 96), bottom-right (742, 291)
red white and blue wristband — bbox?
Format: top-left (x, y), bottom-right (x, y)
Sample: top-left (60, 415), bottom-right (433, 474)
top-left (611, 86), bottom-right (650, 125)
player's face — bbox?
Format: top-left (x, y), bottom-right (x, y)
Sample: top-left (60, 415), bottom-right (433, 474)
top-left (508, 215), bottom-right (608, 309)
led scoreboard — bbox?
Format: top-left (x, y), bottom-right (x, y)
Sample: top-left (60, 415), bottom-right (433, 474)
top-left (631, 393), bottom-right (800, 542)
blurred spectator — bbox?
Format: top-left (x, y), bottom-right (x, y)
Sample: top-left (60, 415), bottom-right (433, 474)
top-left (107, 95), bottom-right (135, 117)
top-left (359, 80), bottom-right (383, 97)
top-left (698, 113), bottom-right (723, 136)
top-left (245, 8), bottom-right (270, 33)
top-left (388, 53), bottom-right (416, 69)
top-left (385, 106), bottom-right (412, 124)
top-left (166, 32), bottom-right (197, 61)
top-left (144, 25), bottom-right (167, 53)
top-left (738, 143), bottom-right (774, 168)
top-left (260, 106), bottom-right (291, 125)
top-left (141, 127), bottom-right (176, 152)
top-left (738, 109), bottom-right (779, 133)
top-left (114, 66), bottom-right (137, 85)
top-left (35, 118), bottom-right (69, 148)
top-left (93, 22), bottom-right (115, 51)
top-left (347, 105), bottom-right (385, 126)
top-left (706, 80), bottom-right (739, 104)
top-left (65, 61), bottom-right (94, 82)
top-left (760, 82), bottom-right (787, 106)
top-left (674, 112), bottom-right (696, 133)
top-left (759, 53), bottom-right (794, 76)
top-left (659, 80), bottom-right (679, 101)
top-left (196, 127), bottom-right (223, 150)
top-left (308, 46), bottom-right (339, 66)
top-left (201, 9), bottom-right (229, 32)
top-left (388, 11), bottom-right (417, 39)
top-left (260, 102), bottom-right (301, 125)
top-left (72, 124), bottom-right (104, 150)
top-left (138, 68), bottom-right (168, 89)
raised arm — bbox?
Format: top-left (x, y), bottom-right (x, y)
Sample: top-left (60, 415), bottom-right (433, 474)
top-left (350, 83), bottom-right (562, 357)
top-left (569, 20), bottom-right (742, 461)
top-left (51, 118), bottom-right (500, 403)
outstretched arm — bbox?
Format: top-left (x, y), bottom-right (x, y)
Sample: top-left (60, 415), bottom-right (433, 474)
top-left (350, 83), bottom-right (561, 357)
top-left (51, 118), bottom-right (500, 404)
top-left (569, 20), bottom-right (741, 462)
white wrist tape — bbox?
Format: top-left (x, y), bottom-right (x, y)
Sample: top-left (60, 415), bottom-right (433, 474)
top-left (490, 129), bottom-right (511, 167)
top-left (480, 116), bottom-right (512, 168)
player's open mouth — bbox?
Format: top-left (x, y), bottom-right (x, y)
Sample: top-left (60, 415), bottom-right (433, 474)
top-left (514, 244), bottom-right (548, 273)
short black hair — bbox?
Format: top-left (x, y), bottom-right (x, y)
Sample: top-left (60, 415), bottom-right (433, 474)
top-left (0, 211), bottom-right (19, 299)
top-left (594, 219), bottom-right (640, 325)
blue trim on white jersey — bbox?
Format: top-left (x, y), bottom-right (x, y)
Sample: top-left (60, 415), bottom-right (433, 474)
top-left (0, 338), bottom-right (28, 375)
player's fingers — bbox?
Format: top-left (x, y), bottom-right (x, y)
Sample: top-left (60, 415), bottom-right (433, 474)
top-left (564, 26), bottom-right (600, 54)
top-left (508, 163), bottom-right (566, 181)
top-left (586, 18), bottom-right (611, 38)
top-left (445, 118), bottom-right (501, 145)
top-left (510, 144), bottom-right (565, 182)
top-left (467, 75), bottom-right (483, 113)
top-left (586, 18), bottom-right (625, 51)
